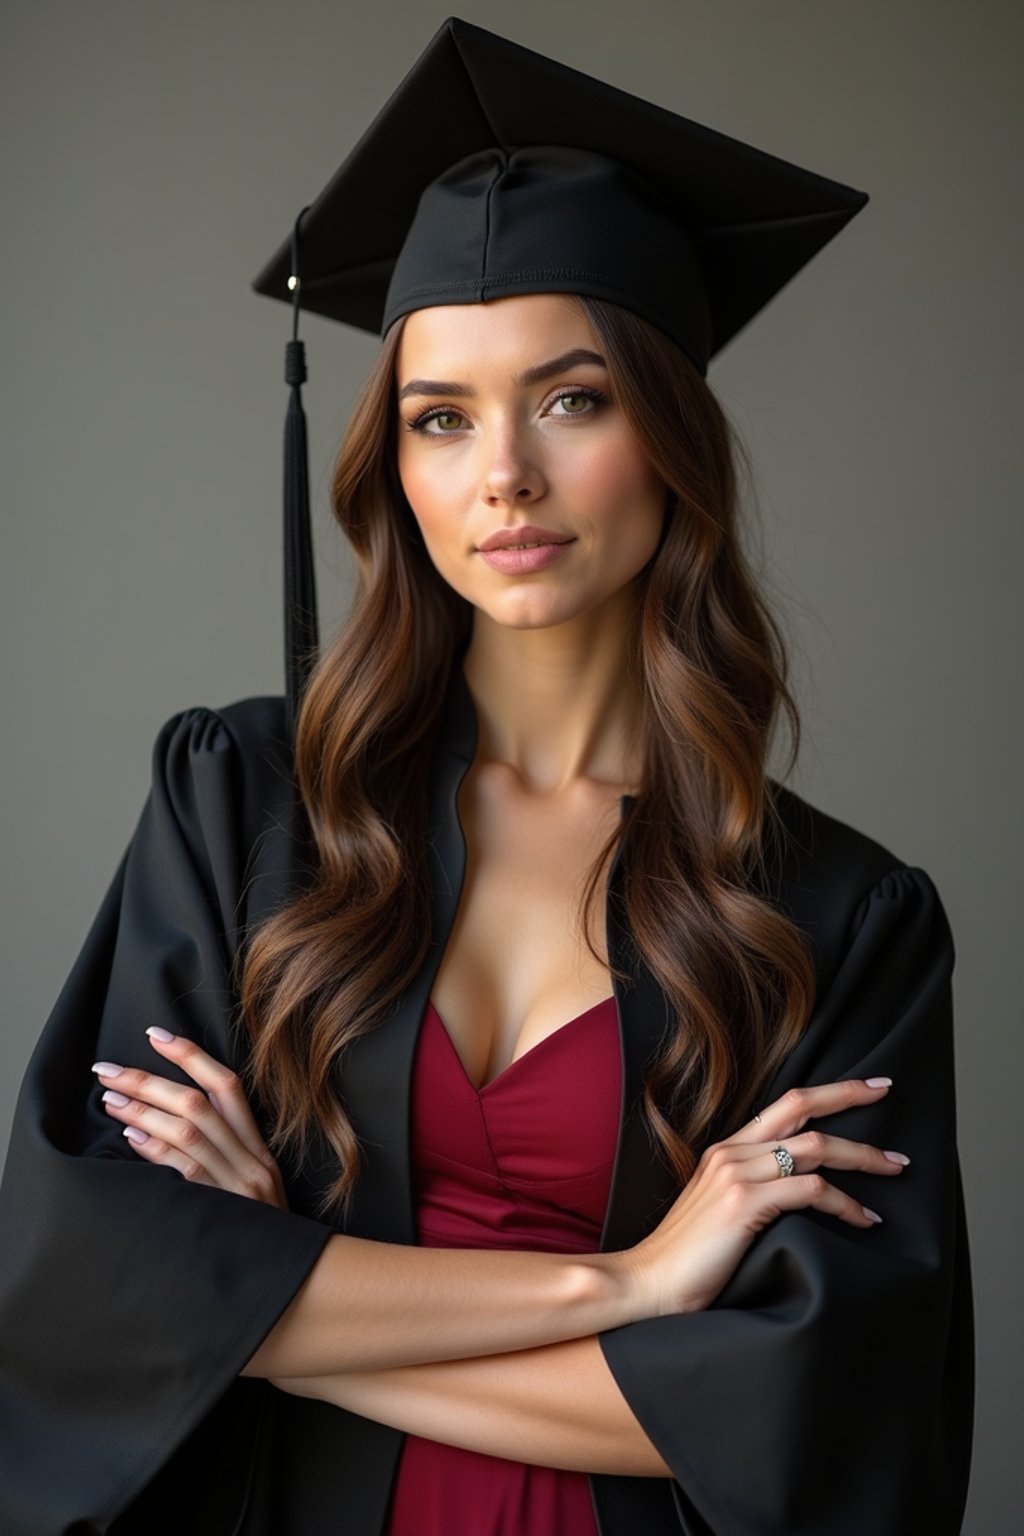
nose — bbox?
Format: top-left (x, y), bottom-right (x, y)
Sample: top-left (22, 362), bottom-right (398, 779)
top-left (479, 421), bottom-right (546, 506)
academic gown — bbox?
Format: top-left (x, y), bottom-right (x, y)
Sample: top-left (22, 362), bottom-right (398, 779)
top-left (0, 656), bottom-right (974, 1536)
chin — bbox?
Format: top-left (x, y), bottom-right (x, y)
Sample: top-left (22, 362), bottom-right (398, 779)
top-left (476, 595), bottom-right (598, 631)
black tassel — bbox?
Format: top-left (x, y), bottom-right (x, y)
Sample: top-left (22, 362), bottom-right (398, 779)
top-left (283, 205), bottom-right (319, 745)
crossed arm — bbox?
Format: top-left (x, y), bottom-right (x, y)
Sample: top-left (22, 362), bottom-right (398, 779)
top-left (95, 1039), bottom-right (675, 1479)
top-left (240, 1232), bottom-right (673, 1478)
top-left (271, 1332), bottom-right (674, 1478)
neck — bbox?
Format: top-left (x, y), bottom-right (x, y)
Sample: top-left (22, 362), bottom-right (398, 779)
top-left (460, 589), bottom-right (644, 796)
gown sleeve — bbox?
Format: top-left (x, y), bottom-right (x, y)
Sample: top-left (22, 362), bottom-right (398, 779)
top-left (597, 863), bottom-right (974, 1536)
top-left (0, 706), bottom-right (336, 1536)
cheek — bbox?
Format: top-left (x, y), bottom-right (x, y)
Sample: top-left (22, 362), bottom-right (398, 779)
top-left (397, 448), bottom-right (474, 593)
top-left (397, 449), bottom-right (432, 521)
top-left (396, 451), bottom-right (445, 549)
top-left (397, 446), bottom-right (464, 547)
top-left (570, 439), bottom-right (646, 497)
top-left (568, 439), bottom-right (665, 551)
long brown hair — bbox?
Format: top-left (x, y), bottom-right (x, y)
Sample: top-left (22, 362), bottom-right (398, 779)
top-left (235, 295), bottom-right (817, 1225)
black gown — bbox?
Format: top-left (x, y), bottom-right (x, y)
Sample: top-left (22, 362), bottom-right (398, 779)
top-left (0, 657), bottom-right (974, 1535)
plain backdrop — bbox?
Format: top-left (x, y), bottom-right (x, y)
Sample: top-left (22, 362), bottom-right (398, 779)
top-left (1, 3), bottom-right (1019, 1531)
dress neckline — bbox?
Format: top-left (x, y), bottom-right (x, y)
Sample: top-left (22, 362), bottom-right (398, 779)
top-left (425, 995), bottom-right (617, 1095)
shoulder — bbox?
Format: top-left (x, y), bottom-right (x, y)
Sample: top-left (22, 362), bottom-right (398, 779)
top-left (147, 694), bottom-right (294, 809)
top-left (145, 694), bottom-right (310, 933)
top-left (764, 779), bottom-right (953, 990)
top-left (768, 778), bottom-right (909, 896)
top-left (151, 693), bottom-right (290, 764)
top-left (147, 693), bottom-right (293, 833)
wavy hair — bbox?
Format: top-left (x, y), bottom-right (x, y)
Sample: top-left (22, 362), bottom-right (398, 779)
top-left (235, 296), bottom-right (818, 1225)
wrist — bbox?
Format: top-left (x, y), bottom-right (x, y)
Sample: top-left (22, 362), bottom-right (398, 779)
top-left (570, 1250), bottom-right (652, 1330)
top-left (604, 1244), bottom-right (674, 1323)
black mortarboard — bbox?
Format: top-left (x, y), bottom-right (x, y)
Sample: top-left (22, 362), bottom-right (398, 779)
top-left (251, 15), bottom-right (869, 739)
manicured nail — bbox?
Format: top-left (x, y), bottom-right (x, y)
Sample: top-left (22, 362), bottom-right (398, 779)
top-left (146, 1027), bottom-right (175, 1042)
top-left (123, 1126), bottom-right (149, 1144)
top-left (883, 1150), bottom-right (910, 1165)
top-left (864, 1077), bottom-right (892, 1088)
top-left (91, 1061), bottom-right (123, 1077)
top-left (102, 1089), bottom-right (131, 1107)
top-left (863, 1206), bottom-right (883, 1223)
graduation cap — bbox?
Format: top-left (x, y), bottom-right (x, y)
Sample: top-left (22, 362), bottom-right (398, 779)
top-left (251, 14), bottom-right (869, 739)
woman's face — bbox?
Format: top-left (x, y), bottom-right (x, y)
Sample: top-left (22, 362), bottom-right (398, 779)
top-left (394, 293), bottom-right (667, 632)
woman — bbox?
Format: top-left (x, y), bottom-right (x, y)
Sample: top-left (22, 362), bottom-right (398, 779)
top-left (0, 17), bottom-right (973, 1536)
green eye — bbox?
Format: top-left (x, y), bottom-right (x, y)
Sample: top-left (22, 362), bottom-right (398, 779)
top-left (549, 387), bottom-right (610, 417)
top-left (407, 407), bottom-right (466, 434)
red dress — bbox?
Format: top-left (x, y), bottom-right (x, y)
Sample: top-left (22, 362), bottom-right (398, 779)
top-left (382, 992), bottom-right (622, 1536)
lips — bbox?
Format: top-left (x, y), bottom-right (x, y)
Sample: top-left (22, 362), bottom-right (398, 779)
top-left (477, 541), bottom-right (574, 574)
top-left (477, 525), bottom-right (572, 551)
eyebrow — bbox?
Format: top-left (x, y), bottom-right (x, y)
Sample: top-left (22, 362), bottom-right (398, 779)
top-left (398, 347), bottom-right (608, 400)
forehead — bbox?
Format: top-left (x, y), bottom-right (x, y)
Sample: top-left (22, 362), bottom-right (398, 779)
top-left (395, 293), bottom-right (600, 378)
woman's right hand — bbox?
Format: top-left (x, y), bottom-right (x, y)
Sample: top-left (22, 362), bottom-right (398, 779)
top-left (615, 1076), bottom-right (909, 1319)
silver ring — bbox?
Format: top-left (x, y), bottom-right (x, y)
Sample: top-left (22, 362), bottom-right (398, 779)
top-left (753, 1111), bottom-right (762, 1124)
top-left (771, 1144), bottom-right (795, 1178)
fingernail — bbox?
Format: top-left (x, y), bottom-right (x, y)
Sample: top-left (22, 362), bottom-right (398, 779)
top-left (146, 1027), bottom-right (175, 1042)
top-left (102, 1089), bottom-right (131, 1106)
top-left (863, 1207), bottom-right (884, 1223)
top-left (883, 1150), bottom-right (910, 1165)
top-left (864, 1077), bottom-right (892, 1088)
top-left (123, 1126), bottom-right (149, 1144)
top-left (91, 1061), bottom-right (123, 1077)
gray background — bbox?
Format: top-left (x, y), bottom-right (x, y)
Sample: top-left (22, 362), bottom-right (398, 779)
top-left (1, 2), bottom-right (1019, 1530)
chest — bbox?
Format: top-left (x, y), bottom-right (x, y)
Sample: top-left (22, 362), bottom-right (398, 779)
top-left (429, 763), bottom-right (625, 1091)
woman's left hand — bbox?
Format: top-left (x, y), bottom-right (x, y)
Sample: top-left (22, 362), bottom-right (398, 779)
top-left (91, 1028), bottom-right (289, 1211)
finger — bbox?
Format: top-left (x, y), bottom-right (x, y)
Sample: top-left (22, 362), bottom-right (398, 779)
top-left (144, 1030), bottom-right (271, 1162)
top-left (116, 1123), bottom-right (217, 1187)
top-left (731, 1077), bottom-right (893, 1145)
top-left (105, 1092), bottom-right (284, 1206)
top-left (93, 1063), bottom-right (253, 1173)
top-left (726, 1130), bottom-right (910, 1179)
top-left (95, 1043), bottom-right (285, 1204)
top-left (760, 1170), bottom-right (886, 1229)
top-left (100, 1091), bottom-right (244, 1190)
